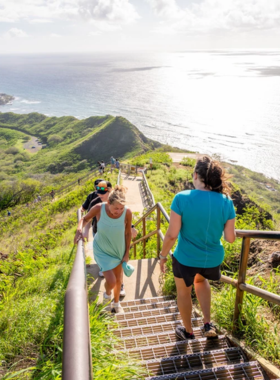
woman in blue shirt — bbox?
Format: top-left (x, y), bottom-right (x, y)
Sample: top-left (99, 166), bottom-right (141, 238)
top-left (160, 156), bottom-right (236, 339)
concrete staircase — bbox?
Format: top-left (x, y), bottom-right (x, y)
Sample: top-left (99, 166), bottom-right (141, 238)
top-left (110, 295), bottom-right (267, 380)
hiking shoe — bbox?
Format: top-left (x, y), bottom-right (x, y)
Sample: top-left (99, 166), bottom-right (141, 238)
top-left (103, 292), bottom-right (112, 305)
top-left (175, 326), bottom-right (195, 341)
top-left (111, 302), bottom-right (124, 314)
top-left (202, 322), bottom-right (218, 338)
top-left (120, 283), bottom-right (126, 297)
top-left (99, 271), bottom-right (104, 277)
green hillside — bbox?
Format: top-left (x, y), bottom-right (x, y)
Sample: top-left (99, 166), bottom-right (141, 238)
top-left (0, 112), bottom-right (165, 211)
top-left (0, 112), bottom-right (161, 177)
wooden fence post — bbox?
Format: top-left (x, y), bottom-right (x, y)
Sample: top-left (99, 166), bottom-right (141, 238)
top-left (233, 237), bottom-right (251, 332)
top-left (157, 205), bottom-right (161, 257)
top-left (143, 218), bottom-right (146, 259)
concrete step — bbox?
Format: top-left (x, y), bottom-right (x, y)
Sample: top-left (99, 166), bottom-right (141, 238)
top-left (145, 361), bottom-right (264, 380)
top-left (144, 347), bottom-right (247, 377)
top-left (123, 299), bottom-right (177, 313)
top-left (116, 312), bottom-right (203, 328)
top-left (125, 336), bottom-right (229, 361)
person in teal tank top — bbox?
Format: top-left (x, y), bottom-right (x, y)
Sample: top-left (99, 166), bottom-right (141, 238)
top-left (159, 156), bottom-right (236, 340)
top-left (75, 184), bottom-right (132, 314)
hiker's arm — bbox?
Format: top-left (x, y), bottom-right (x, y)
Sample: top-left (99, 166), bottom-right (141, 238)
top-left (74, 204), bottom-right (101, 244)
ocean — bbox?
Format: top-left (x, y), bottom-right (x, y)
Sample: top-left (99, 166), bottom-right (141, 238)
top-left (0, 51), bottom-right (280, 180)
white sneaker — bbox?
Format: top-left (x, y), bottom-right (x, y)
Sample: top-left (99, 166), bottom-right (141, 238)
top-left (99, 271), bottom-right (104, 277)
top-left (103, 292), bottom-right (112, 305)
top-left (111, 302), bottom-right (124, 314)
top-left (120, 283), bottom-right (126, 297)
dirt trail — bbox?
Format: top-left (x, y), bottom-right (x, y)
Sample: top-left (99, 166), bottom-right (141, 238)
top-left (168, 152), bottom-right (209, 162)
top-left (23, 136), bottom-right (42, 153)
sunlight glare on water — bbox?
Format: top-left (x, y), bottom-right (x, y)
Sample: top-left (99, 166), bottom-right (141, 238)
top-left (0, 51), bottom-right (280, 180)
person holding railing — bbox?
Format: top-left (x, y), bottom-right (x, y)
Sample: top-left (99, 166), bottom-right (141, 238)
top-left (160, 156), bottom-right (236, 339)
top-left (74, 184), bottom-right (132, 314)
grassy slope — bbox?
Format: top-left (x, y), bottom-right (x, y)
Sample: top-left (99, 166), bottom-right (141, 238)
top-left (0, 170), bottom-right (145, 379)
top-left (225, 163), bottom-right (280, 227)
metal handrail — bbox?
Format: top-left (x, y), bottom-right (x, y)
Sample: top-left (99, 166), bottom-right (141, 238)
top-left (141, 169), bottom-right (155, 207)
top-left (62, 208), bottom-right (92, 380)
top-left (130, 202), bottom-right (280, 330)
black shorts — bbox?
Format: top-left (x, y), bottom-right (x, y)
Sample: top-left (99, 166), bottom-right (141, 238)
top-left (172, 255), bottom-right (221, 287)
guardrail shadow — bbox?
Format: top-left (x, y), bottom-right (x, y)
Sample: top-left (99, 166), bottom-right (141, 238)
top-left (134, 258), bottom-right (160, 299)
top-left (87, 263), bottom-right (104, 302)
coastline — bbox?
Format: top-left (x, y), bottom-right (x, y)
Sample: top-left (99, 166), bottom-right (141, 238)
top-left (0, 93), bottom-right (15, 106)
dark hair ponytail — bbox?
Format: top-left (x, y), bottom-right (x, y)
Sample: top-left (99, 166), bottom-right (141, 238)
top-left (195, 156), bottom-right (231, 196)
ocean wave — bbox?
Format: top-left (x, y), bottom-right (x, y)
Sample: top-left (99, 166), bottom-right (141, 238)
top-left (20, 99), bottom-right (41, 104)
top-left (111, 66), bottom-right (170, 73)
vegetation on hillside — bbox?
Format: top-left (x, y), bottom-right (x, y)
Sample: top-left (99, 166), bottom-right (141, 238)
top-left (226, 162), bottom-right (280, 227)
top-left (0, 111), bottom-right (169, 211)
top-left (0, 112), bottom-right (162, 178)
top-left (0, 169), bottom-right (144, 379)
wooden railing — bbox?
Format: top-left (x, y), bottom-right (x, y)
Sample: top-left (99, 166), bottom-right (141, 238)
top-left (141, 169), bottom-right (155, 208)
top-left (130, 202), bottom-right (280, 330)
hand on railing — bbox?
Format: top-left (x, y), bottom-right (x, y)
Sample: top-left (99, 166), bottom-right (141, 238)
top-left (74, 229), bottom-right (85, 244)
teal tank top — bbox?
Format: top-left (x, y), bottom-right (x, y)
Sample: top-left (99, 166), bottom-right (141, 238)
top-left (93, 203), bottom-right (127, 271)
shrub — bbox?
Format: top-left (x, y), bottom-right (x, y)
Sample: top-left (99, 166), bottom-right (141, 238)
top-left (75, 159), bottom-right (88, 171)
top-left (180, 157), bottom-right (196, 168)
top-left (48, 135), bottom-right (63, 145)
top-left (5, 147), bottom-right (20, 155)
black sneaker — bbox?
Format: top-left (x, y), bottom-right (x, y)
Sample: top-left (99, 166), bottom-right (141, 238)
top-left (202, 322), bottom-right (218, 338)
top-left (175, 326), bottom-right (195, 341)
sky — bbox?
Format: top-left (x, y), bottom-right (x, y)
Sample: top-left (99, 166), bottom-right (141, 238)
top-left (0, 0), bottom-right (280, 54)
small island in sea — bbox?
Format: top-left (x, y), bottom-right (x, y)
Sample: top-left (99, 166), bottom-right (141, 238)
top-left (0, 93), bottom-right (15, 105)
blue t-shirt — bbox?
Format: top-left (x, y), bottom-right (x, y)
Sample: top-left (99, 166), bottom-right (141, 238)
top-left (171, 190), bottom-right (236, 268)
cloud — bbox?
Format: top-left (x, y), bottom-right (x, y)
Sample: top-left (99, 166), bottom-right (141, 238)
top-left (148, 0), bottom-right (280, 34)
top-left (78, 0), bottom-right (139, 24)
top-left (50, 33), bottom-right (62, 38)
top-left (0, 0), bottom-right (139, 26)
top-left (89, 31), bottom-right (101, 36)
top-left (4, 28), bottom-right (27, 38)
top-left (29, 18), bottom-right (53, 24)
top-left (146, 0), bottom-right (183, 19)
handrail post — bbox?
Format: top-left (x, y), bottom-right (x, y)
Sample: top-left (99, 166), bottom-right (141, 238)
top-left (157, 205), bottom-right (161, 257)
top-left (143, 218), bottom-right (146, 258)
top-left (233, 236), bottom-right (251, 332)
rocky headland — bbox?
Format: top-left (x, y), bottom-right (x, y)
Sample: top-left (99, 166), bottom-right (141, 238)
top-left (0, 93), bottom-right (15, 105)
